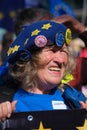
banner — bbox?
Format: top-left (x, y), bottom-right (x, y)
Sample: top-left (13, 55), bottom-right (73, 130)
top-left (0, 109), bottom-right (86, 130)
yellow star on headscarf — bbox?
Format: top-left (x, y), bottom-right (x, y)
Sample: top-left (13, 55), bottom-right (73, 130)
top-left (7, 45), bottom-right (20, 56)
top-left (42, 23), bottom-right (52, 30)
top-left (12, 45), bottom-right (20, 53)
top-left (31, 29), bottom-right (40, 36)
top-left (33, 121), bottom-right (51, 130)
top-left (76, 119), bottom-right (87, 130)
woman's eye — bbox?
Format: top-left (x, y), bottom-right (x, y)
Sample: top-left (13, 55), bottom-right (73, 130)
top-left (61, 49), bottom-right (68, 54)
top-left (43, 48), bottom-right (52, 53)
top-left (46, 48), bottom-right (54, 52)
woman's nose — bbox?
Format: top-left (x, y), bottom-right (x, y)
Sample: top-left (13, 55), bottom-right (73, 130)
top-left (53, 50), bottom-right (68, 67)
top-left (53, 52), bottom-right (63, 62)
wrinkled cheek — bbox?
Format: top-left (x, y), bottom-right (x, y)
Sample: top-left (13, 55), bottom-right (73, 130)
top-left (42, 55), bottom-right (52, 64)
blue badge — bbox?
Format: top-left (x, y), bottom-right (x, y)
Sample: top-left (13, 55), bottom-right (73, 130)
top-left (56, 33), bottom-right (65, 47)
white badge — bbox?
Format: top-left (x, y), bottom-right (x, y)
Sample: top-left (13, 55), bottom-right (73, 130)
top-left (52, 101), bottom-right (67, 110)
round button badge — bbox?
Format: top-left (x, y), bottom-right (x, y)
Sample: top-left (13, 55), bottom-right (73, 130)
top-left (65, 28), bottom-right (72, 45)
top-left (56, 32), bottom-right (65, 47)
top-left (34, 35), bottom-right (47, 47)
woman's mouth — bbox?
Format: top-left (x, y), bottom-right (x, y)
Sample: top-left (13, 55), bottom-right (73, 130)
top-left (49, 67), bottom-right (61, 71)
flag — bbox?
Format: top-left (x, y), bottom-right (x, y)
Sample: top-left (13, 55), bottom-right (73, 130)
top-left (49, 0), bottom-right (76, 17)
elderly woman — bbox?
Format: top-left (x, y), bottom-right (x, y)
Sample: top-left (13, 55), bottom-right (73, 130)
top-left (0, 20), bottom-right (87, 120)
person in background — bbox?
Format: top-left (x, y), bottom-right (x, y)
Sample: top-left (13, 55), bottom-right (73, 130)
top-left (0, 20), bottom-right (87, 120)
top-left (70, 38), bottom-right (85, 57)
top-left (80, 48), bottom-right (87, 97)
top-left (0, 28), bottom-right (7, 65)
top-left (67, 38), bottom-right (86, 89)
top-left (1, 31), bottom-right (15, 65)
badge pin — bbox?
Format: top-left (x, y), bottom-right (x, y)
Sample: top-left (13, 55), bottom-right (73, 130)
top-left (56, 32), bottom-right (65, 47)
top-left (34, 35), bottom-right (47, 47)
top-left (65, 28), bottom-right (72, 45)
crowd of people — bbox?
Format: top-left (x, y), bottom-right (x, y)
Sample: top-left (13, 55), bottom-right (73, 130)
top-left (0, 6), bottom-right (87, 125)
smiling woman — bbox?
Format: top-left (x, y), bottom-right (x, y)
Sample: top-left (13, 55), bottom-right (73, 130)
top-left (6, 20), bottom-right (73, 94)
top-left (0, 20), bottom-right (87, 120)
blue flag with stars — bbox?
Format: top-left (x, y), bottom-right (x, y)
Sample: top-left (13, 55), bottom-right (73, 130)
top-left (49, 0), bottom-right (76, 17)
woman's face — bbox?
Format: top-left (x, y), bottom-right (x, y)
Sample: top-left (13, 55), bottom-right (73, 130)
top-left (36, 44), bottom-right (69, 90)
